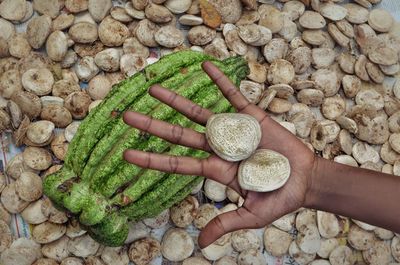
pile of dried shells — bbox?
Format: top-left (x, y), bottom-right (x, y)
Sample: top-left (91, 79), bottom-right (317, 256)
top-left (0, 0), bottom-right (400, 264)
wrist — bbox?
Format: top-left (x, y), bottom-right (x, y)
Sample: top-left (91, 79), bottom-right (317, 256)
top-left (304, 156), bottom-right (326, 209)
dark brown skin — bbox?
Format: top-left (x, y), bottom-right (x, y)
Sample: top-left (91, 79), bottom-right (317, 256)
top-left (123, 61), bottom-right (400, 249)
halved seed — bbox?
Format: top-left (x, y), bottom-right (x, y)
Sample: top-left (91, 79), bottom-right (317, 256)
top-left (268, 98), bottom-right (292, 114)
top-left (312, 48), bottom-right (335, 69)
top-left (365, 61), bottom-right (384, 84)
top-left (282, 0), bottom-right (305, 21)
top-left (267, 59), bottom-right (295, 85)
top-left (299, 11), bottom-right (326, 29)
top-left (257, 89), bottom-right (277, 110)
top-left (240, 81), bottom-right (264, 104)
top-left (334, 155), bottom-right (358, 167)
top-left (268, 84), bottom-right (294, 99)
top-left (344, 3), bottom-right (369, 24)
top-left (297, 89), bottom-right (324, 107)
top-left (369, 47), bottom-right (399, 66)
top-left (336, 116), bottom-right (358, 134)
top-left (327, 23), bottom-right (349, 48)
top-left (321, 96), bottom-right (346, 120)
top-left (264, 227), bottom-right (292, 257)
top-left (368, 9), bottom-right (393, 33)
top-left (354, 0), bottom-right (372, 8)
top-left (206, 113), bottom-right (261, 162)
top-left (380, 63), bottom-right (400, 76)
top-left (319, 3), bottom-right (347, 21)
top-left (355, 55), bottom-right (370, 82)
top-left (336, 20), bottom-right (355, 38)
top-left (258, 5), bottom-right (284, 33)
top-left (355, 89), bottom-right (384, 110)
top-left (342, 75), bottom-right (361, 98)
top-left (263, 38), bottom-right (288, 63)
top-left (348, 225), bottom-right (376, 250)
top-left (352, 142), bottom-right (380, 164)
top-left (238, 24), bottom-right (261, 44)
top-left (286, 47), bottom-right (312, 74)
top-left (238, 149), bottom-right (291, 192)
top-left (302, 30), bottom-right (326, 46)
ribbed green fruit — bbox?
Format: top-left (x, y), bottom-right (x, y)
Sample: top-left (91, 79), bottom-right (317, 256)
top-left (43, 51), bottom-right (249, 246)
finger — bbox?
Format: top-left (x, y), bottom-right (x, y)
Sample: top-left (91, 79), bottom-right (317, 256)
top-left (202, 61), bottom-right (266, 121)
top-left (149, 84), bottom-right (213, 125)
top-left (123, 150), bottom-right (207, 176)
top-left (203, 156), bottom-right (243, 194)
top-left (198, 207), bottom-right (264, 248)
top-left (123, 111), bottom-right (211, 152)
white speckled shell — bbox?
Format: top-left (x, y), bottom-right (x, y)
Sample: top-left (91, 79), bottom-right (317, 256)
top-left (205, 113), bottom-right (262, 162)
top-left (238, 149), bottom-right (291, 192)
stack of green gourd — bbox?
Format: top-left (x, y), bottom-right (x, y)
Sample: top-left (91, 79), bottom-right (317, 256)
top-left (43, 50), bottom-right (249, 246)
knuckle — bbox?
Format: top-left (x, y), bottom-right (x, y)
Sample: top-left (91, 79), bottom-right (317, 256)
top-left (167, 91), bottom-right (178, 105)
top-left (171, 125), bottom-right (184, 143)
top-left (143, 117), bottom-right (153, 132)
top-left (168, 156), bottom-right (179, 173)
top-left (190, 104), bottom-right (203, 119)
top-left (213, 215), bottom-right (227, 234)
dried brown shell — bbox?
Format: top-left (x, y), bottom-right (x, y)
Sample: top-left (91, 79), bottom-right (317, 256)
top-left (369, 47), bottom-right (399, 66)
top-left (26, 120), bottom-right (55, 146)
top-left (21, 199), bottom-right (48, 225)
top-left (27, 15), bottom-right (52, 49)
top-left (194, 203), bottom-right (220, 229)
top-left (170, 196), bottom-right (198, 228)
top-left (297, 89), bottom-right (324, 107)
top-left (342, 75), bottom-right (361, 98)
top-left (32, 222), bottom-right (66, 244)
top-left (0, 69), bottom-right (23, 99)
top-left (368, 9), bottom-right (393, 33)
top-left (286, 47), bottom-right (312, 74)
top-left (0, 109), bottom-right (10, 133)
top-left (41, 198), bottom-right (68, 224)
top-left (0, 220), bottom-right (12, 254)
top-left (224, 28), bottom-right (248, 55)
top-left (344, 3), bottom-right (369, 24)
top-left (52, 79), bottom-right (81, 99)
top-left (51, 133), bottom-right (69, 161)
top-left (40, 104), bottom-right (73, 128)
top-left (15, 172), bottom-right (43, 202)
top-left (128, 237), bottom-right (161, 265)
top-left (302, 30), bottom-right (326, 46)
top-left (336, 20), bottom-right (355, 38)
top-left (0, 182), bottom-right (29, 214)
top-left (22, 147), bottom-right (52, 171)
top-left (362, 240), bottom-right (392, 265)
top-left (263, 38), bottom-right (288, 64)
top-left (258, 5), bottom-right (284, 33)
top-left (145, 3), bottom-right (173, 23)
top-left (328, 23), bottom-right (349, 48)
top-left (98, 16), bottom-right (129, 47)
top-left (46, 31), bottom-right (68, 62)
top-left (299, 11), bottom-right (326, 29)
top-left (311, 69), bottom-right (340, 97)
top-left (65, 91), bottom-right (92, 119)
top-left (135, 19), bottom-right (160, 47)
top-left (11, 93), bottom-right (41, 122)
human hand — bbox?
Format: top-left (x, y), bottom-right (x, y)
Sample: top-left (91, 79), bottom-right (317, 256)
top-left (123, 61), bottom-right (317, 248)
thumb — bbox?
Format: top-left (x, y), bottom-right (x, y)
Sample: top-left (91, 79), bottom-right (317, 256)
top-left (198, 207), bottom-right (264, 249)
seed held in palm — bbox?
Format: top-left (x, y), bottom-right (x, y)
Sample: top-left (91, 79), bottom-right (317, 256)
top-left (238, 149), bottom-right (291, 192)
top-left (205, 113), bottom-right (262, 162)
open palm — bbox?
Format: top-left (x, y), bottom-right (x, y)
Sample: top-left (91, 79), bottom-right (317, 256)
top-left (123, 61), bottom-right (317, 248)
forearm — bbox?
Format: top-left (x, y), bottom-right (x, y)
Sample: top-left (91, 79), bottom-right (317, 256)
top-left (305, 157), bottom-right (400, 233)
